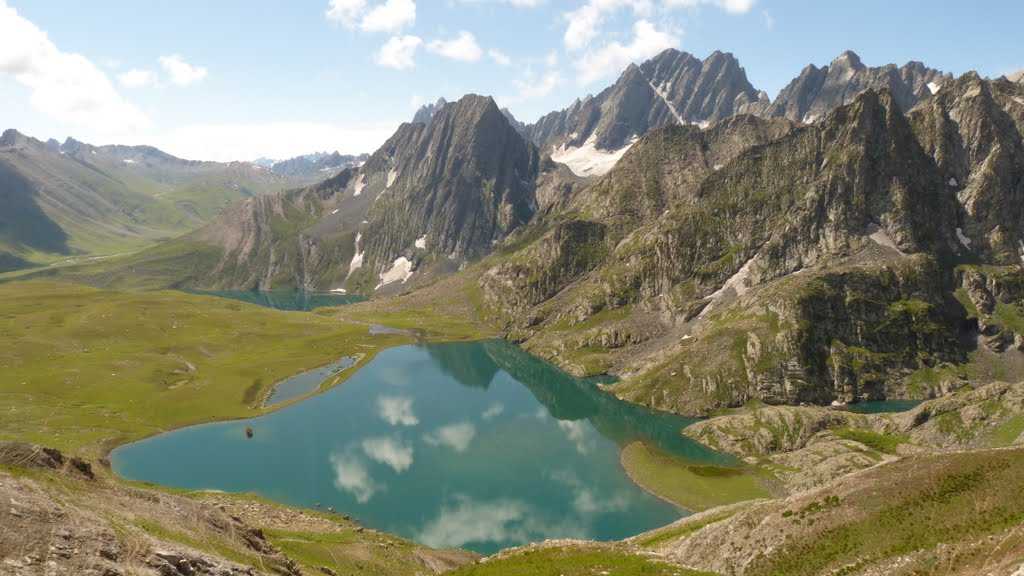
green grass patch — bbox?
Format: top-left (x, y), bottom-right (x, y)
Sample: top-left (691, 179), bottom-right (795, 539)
top-left (747, 449), bottom-right (1024, 576)
top-left (832, 428), bottom-right (907, 455)
top-left (636, 508), bottom-right (743, 548)
top-left (620, 442), bottom-right (769, 512)
top-left (985, 415), bottom-right (1024, 447)
top-left (0, 281), bottom-right (418, 458)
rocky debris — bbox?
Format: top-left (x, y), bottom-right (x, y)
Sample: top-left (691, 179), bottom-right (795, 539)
top-left (892, 380), bottom-right (1024, 449)
top-left (146, 549), bottom-right (256, 576)
top-left (0, 442), bottom-right (94, 479)
top-left (684, 405), bottom-right (865, 458)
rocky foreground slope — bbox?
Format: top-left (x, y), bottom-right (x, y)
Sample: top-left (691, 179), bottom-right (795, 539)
top-left (0, 442), bottom-right (475, 576)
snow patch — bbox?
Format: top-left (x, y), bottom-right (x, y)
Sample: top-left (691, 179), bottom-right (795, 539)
top-left (1019, 240), bottom-right (1024, 266)
top-left (376, 257), bottom-right (414, 289)
top-left (648, 80), bottom-right (685, 125)
top-left (927, 81), bottom-right (942, 95)
top-left (415, 235), bottom-right (427, 250)
top-left (123, 158), bottom-right (136, 165)
top-left (699, 257), bottom-right (757, 319)
top-left (354, 174), bottom-right (366, 197)
top-left (956, 227), bottom-right (972, 248)
top-left (346, 233), bottom-right (364, 279)
top-left (331, 209), bottom-right (339, 215)
top-left (330, 288), bottom-right (347, 294)
top-left (387, 168), bottom-right (398, 188)
top-left (802, 113), bottom-right (820, 124)
top-left (551, 135), bottom-right (636, 178)
top-left (713, 164), bottom-right (724, 171)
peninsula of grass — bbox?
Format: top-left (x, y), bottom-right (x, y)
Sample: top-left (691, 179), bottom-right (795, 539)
top-left (0, 280), bottom-right (431, 458)
top-left (620, 442), bottom-right (771, 512)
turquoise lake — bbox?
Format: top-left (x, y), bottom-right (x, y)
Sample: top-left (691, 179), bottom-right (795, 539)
top-left (112, 340), bottom-right (734, 554)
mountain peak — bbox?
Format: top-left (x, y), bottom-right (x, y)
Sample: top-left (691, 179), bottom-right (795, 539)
top-left (412, 97), bottom-right (450, 124)
top-left (0, 128), bottom-right (25, 147)
top-left (832, 50), bottom-right (864, 69)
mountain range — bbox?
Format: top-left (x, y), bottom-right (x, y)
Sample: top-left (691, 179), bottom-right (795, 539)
top-left (0, 129), bottom-right (313, 271)
top-left (14, 48), bottom-right (1024, 416)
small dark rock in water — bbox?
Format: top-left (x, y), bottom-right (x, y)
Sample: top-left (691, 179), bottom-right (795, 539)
top-left (245, 427), bottom-right (254, 439)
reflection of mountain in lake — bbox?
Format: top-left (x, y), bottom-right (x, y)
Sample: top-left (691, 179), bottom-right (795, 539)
top-left (422, 343), bottom-right (500, 390)
top-left (482, 340), bottom-right (733, 465)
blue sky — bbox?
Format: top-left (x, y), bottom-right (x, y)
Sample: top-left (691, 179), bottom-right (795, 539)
top-left (1, 0), bottom-right (1021, 161)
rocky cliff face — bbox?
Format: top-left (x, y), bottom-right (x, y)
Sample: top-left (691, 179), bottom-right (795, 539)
top-left (766, 50), bottom-right (950, 123)
top-left (481, 80), bottom-right (1024, 416)
top-left (107, 94), bottom-right (542, 292)
top-left (523, 49), bottom-right (763, 175)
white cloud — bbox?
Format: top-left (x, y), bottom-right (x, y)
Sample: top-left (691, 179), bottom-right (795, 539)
top-left (329, 453), bottom-right (381, 503)
top-left (574, 19), bottom-right (678, 85)
top-left (563, 0), bottom-right (653, 52)
top-left (427, 31), bottom-right (483, 63)
top-left (417, 498), bottom-right (529, 549)
top-left (360, 0), bottom-right (416, 32)
top-left (482, 403), bottom-right (504, 420)
top-left (416, 496), bottom-right (588, 549)
top-left (154, 120), bottom-right (395, 162)
top-left (513, 68), bottom-right (561, 101)
top-left (488, 49), bottom-right (512, 67)
top-left (0, 0), bottom-right (149, 134)
top-left (556, 420), bottom-right (593, 454)
top-left (326, 0), bottom-right (415, 32)
top-left (664, 0), bottom-right (755, 13)
top-left (375, 35), bottom-right (422, 70)
top-left (159, 54), bottom-right (207, 86)
top-left (377, 395), bottom-right (420, 426)
top-left (361, 436), bottom-right (414, 473)
top-left (762, 10), bottom-right (775, 30)
top-left (424, 422), bottom-right (476, 452)
top-left (326, 0), bottom-right (367, 26)
top-left (117, 68), bottom-right (155, 89)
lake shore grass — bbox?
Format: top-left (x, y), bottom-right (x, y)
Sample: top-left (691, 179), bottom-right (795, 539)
top-left (0, 280), bottom-right (491, 460)
top-left (620, 441), bottom-right (771, 512)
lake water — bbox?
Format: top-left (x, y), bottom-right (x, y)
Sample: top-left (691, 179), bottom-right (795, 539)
top-left (264, 355), bottom-right (357, 406)
top-left (188, 290), bottom-right (365, 311)
top-left (845, 399), bottom-right (922, 414)
top-left (112, 340), bottom-right (733, 554)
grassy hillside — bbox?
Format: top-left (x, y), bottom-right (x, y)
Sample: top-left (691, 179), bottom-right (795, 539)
top-left (0, 281), bottom-right (484, 459)
top-left (0, 135), bottom-right (306, 271)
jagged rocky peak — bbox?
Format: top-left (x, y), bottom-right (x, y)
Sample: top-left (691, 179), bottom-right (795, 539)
top-left (0, 128), bottom-right (41, 149)
top-left (767, 49), bottom-right (950, 124)
top-left (1008, 69), bottom-right (1024, 84)
top-left (358, 93), bottom-right (541, 272)
top-left (524, 48), bottom-right (763, 174)
top-left (412, 97), bottom-right (449, 124)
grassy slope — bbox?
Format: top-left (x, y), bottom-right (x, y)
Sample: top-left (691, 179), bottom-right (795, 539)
top-left (0, 280), bottom-right (484, 459)
top-left (450, 545), bottom-right (716, 576)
